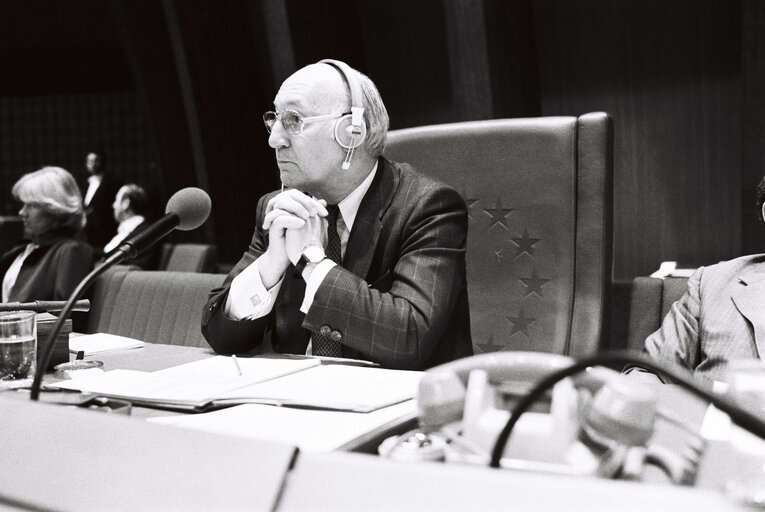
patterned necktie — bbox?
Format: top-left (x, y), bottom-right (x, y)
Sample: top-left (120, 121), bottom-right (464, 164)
top-left (311, 205), bottom-right (343, 357)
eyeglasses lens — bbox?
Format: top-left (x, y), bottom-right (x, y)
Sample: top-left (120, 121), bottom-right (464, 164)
top-left (263, 111), bottom-right (303, 134)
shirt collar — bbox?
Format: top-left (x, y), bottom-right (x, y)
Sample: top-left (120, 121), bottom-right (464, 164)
top-left (336, 160), bottom-right (378, 232)
top-left (118, 215), bottom-right (145, 235)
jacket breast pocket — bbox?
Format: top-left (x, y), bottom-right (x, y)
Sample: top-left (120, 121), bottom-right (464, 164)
top-left (368, 270), bottom-right (392, 292)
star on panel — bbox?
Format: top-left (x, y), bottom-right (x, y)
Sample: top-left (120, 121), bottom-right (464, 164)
top-left (482, 198), bottom-right (513, 230)
top-left (476, 334), bottom-right (505, 353)
top-left (511, 228), bottom-right (541, 258)
top-left (460, 187), bottom-right (478, 220)
top-left (519, 268), bottom-right (550, 298)
top-left (506, 307), bottom-right (535, 337)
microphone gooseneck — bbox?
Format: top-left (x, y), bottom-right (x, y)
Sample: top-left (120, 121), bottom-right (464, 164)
top-left (29, 187), bottom-right (211, 401)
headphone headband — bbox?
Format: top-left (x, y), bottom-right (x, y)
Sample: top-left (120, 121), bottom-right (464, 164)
top-left (318, 59), bottom-right (363, 118)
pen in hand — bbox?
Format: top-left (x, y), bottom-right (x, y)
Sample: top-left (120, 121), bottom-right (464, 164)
top-left (231, 354), bottom-right (242, 376)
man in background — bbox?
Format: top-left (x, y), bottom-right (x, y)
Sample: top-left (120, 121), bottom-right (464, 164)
top-left (629, 176), bottom-right (765, 384)
top-left (202, 59), bottom-right (472, 369)
top-left (82, 151), bottom-right (122, 249)
top-left (101, 184), bottom-right (159, 270)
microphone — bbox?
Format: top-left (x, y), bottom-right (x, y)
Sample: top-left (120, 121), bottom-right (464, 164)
top-left (114, 187), bottom-right (211, 260)
top-left (29, 187), bottom-right (211, 400)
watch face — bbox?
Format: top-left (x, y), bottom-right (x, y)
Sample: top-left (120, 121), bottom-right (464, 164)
top-left (303, 245), bottom-right (325, 263)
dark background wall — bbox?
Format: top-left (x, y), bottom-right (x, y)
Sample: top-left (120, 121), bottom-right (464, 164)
top-left (1, 0), bottom-right (763, 282)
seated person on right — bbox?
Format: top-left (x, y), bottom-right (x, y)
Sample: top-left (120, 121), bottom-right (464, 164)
top-left (100, 183), bottom-right (160, 269)
top-left (1, 166), bottom-right (94, 303)
top-left (627, 175), bottom-right (765, 384)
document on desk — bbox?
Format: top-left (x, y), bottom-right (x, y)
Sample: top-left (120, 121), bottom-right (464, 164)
top-left (49, 356), bottom-right (422, 412)
top-left (148, 400), bottom-right (418, 452)
top-left (213, 365), bottom-right (423, 412)
top-left (49, 356), bottom-right (321, 410)
top-left (68, 332), bottom-right (145, 355)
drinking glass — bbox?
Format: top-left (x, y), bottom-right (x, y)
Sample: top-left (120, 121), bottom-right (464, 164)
top-left (0, 311), bottom-right (37, 388)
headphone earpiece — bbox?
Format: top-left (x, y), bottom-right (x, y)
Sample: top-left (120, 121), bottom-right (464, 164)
top-left (318, 59), bottom-right (367, 169)
top-left (333, 114), bottom-right (367, 150)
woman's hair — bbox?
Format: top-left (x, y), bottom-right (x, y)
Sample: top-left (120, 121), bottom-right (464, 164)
top-left (12, 166), bottom-right (86, 232)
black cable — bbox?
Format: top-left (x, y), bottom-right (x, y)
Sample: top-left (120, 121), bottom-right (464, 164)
top-left (29, 250), bottom-right (126, 400)
top-left (489, 350), bottom-right (765, 468)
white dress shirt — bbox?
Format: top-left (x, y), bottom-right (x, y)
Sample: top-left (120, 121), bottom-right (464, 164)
top-left (83, 175), bottom-right (103, 207)
top-left (225, 162), bottom-right (379, 323)
top-left (103, 215), bottom-right (146, 254)
top-left (2, 243), bottom-right (37, 302)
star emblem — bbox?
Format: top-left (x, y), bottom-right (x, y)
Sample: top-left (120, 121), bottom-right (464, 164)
top-left (476, 334), bottom-right (504, 353)
top-left (460, 187), bottom-right (478, 219)
top-left (482, 199), bottom-right (513, 230)
top-left (519, 269), bottom-right (550, 298)
top-left (511, 228), bottom-right (541, 258)
top-left (507, 307), bottom-right (535, 337)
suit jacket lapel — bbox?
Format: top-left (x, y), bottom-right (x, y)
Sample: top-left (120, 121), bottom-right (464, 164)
top-left (344, 158), bottom-right (397, 279)
top-left (732, 272), bottom-right (765, 358)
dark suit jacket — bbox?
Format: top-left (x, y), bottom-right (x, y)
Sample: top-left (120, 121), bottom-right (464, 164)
top-left (640, 254), bottom-right (765, 383)
top-left (83, 174), bottom-right (123, 249)
top-left (99, 219), bottom-right (161, 270)
top-left (202, 158), bottom-right (472, 370)
top-left (0, 230), bottom-right (94, 302)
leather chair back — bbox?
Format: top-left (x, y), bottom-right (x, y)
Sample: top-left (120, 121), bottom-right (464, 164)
top-left (88, 266), bottom-right (225, 347)
top-left (160, 243), bottom-right (218, 273)
top-left (384, 113), bottom-right (613, 357)
top-left (627, 276), bottom-right (689, 352)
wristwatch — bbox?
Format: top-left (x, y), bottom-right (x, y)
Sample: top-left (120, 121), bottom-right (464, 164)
top-left (295, 244), bottom-right (326, 275)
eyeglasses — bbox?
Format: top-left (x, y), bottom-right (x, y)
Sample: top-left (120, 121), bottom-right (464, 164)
top-left (263, 109), bottom-right (345, 135)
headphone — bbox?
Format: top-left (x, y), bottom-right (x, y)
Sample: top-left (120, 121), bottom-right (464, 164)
top-left (318, 59), bottom-right (367, 169)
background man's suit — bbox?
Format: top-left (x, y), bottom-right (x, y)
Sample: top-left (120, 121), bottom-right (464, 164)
top-left (83, 175), bottom-right (123, 249)
top-left (643, 254), bottom-right (765, 382)
top-left (202, 158), bottom-right (473, 370)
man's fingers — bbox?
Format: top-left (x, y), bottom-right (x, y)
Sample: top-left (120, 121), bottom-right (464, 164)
top-left (266, 190), bottom-right (328, 218)
top-left (268, 215), bottom-right (305, 232)
top-left (263, 209), bottom-right (305, 229)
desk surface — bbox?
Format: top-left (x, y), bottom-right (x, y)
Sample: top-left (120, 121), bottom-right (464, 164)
top-left (277, 451), bottom-right (748, 512)
top-left (0, 343), bottom-right (754, 511)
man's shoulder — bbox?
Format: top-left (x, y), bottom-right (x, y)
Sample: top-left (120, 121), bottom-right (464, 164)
top-left (384, 157), bottom-right (461, 197)
top-left (695, 254), bottom-right (765, 285)
top-left (705, 253), bottom-right (765, 272)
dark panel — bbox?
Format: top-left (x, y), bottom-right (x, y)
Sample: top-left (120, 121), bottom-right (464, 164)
top-left (353, 0), bottom-right (455, 128)
top-left (163, 0), bottom-right (279, 261)
top-left (109, 0), bottom-right (193, 216)
top-left (285, 0), bottom-right (365, 68)
top-left (533, 0), bottom-right (742, 279)
top-left (485, 0), bottom-right (541, 118)
top-left (742, 0), bottom-right (765, 255)
top-left (0, 0), bottom-right (132, 95)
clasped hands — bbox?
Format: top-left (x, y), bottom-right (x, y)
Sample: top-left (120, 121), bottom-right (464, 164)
top-left (262, 189), bottom-right (329, 271)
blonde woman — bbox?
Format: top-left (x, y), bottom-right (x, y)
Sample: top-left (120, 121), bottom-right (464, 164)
top-left (1, 167), bottom-right (94, 302)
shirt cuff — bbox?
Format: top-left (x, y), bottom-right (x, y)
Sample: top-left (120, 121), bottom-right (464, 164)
top-left (225, 257), bottom-right (283, 320)
top-left (300, 259), bottom-right (336, 314)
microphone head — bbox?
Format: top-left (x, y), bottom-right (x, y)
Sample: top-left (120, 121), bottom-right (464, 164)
top-left (165, 187), bottom-right (211, 231)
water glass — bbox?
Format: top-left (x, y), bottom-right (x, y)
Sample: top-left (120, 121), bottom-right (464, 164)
top-left (0, 311), bottom-right (37, 388)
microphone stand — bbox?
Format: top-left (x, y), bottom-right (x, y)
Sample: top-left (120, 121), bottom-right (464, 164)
top-left (29, 250), bottom-right (127, 401)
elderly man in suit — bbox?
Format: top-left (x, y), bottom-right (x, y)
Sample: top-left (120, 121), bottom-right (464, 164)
top-left (631, 176), bottom-right (765, 384)
top-left (202, 59), bottom-right (472, 370)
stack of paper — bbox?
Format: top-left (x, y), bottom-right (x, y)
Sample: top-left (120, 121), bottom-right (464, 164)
top-left (50, 355), bottom-right (422, 413)
top-left (69, 333), bottom-right (145, 356)
top-left (149, 400), bottom-right (418, 452)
